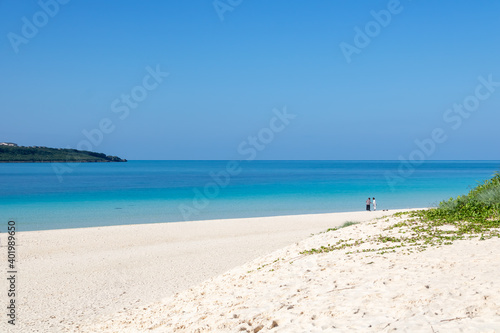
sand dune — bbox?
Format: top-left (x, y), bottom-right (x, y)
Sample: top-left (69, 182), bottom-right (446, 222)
top-left (85, 212), bottom-right (500, 332)
top-left (4, 209), bottom-right (499, 332)
top-left (1, 210), bottom-right (401, 332)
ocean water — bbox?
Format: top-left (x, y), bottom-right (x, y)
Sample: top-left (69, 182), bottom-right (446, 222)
top-left (1, 160), bottom-right (499, 232)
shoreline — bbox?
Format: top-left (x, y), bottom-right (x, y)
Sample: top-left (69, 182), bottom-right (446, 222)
top-left (1, 209), bottom-right (414, 332)
top-left (14, 208), bottom-right (423, 233)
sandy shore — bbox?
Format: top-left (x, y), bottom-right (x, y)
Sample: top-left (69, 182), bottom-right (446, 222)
top-left (0, 210), bottom-right (402, 332)
top-left (81, 210), bottom-right (500, 333)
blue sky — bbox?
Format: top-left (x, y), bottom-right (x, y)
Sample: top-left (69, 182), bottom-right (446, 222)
top-left (1, 0), bottom-right (499, 160)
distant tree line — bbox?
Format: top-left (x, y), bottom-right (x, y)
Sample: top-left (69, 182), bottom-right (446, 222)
top-left (0, 146), bottom-right (127, 163)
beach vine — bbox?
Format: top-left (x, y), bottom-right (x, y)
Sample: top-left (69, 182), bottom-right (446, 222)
top-left (301, 171), bottom-right (500, 256)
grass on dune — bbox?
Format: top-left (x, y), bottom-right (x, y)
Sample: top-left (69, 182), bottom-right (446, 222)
top-left (301, 171), bottom-right (500, 256)
top-left (325, 221), bottom-right (360, 233)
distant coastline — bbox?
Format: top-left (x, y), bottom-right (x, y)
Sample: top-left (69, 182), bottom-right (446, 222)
top-left (0, 160), bottom-right (125, 163)
top-left (0, 143), bottom-right (127, 163)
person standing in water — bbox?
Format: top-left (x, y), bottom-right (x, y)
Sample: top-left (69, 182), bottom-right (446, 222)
top-left (372, 197), bottom-right (377, 211)
top-left (366, 197), bottom-right (371, 211)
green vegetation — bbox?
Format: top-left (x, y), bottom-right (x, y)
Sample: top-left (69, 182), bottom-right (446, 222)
top-left (301, 172), bottom-right (500, 256)
top-left (0, 145), bottom-right (127, 163)
top-left (247, 258), bottom-right (285, 273)
top-left (327, 221), bottom-right (360, 232)
top-left (310, 221), bottom-right (360, 236)
top-left (419, 171), bottom-right (500, 228)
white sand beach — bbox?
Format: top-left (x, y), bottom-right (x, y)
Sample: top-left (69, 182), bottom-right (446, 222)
top-left (0, 210), bottom-right (398, 332)
top-left (2, 209), bottom-right (500, 332)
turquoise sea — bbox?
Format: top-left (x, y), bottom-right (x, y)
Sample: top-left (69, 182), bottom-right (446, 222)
top-left (1, 160), bottom-right (499, 231)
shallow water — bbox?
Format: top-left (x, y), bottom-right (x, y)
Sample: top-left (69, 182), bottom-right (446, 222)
top-left (1, 160), bottom-right (498, 231)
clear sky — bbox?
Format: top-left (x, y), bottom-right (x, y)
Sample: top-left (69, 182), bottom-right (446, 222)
top-left (1, 0), bottom-right (499, 160)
